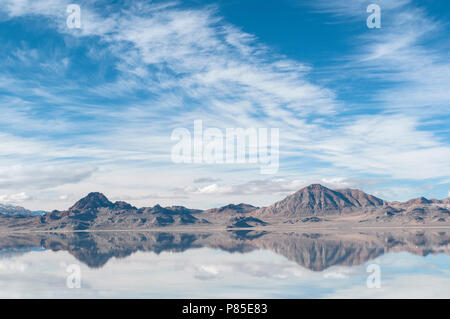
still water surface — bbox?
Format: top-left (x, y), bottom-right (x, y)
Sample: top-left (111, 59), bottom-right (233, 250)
top-left (0, 230), bottom-right (449, 298)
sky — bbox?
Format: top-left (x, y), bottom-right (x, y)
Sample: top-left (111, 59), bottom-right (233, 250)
top-left (0, 0), bottom-right (449, 210)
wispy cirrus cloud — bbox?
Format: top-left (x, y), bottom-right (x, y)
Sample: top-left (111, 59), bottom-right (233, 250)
top-left (307, 0), bottom-right (411, 18)
top-left (310, 0), bottom-right (450, 114)
top-left (306, 115), bottom-right (450, 180)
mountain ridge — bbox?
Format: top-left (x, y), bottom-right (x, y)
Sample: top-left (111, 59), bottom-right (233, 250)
top-left (0, 184), bottom-right (448, 230)
top-left (0, 203), bottom-right (46, 217)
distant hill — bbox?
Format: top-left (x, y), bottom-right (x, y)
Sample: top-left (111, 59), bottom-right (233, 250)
top-left (205, 203), bottom-right (259, 214)
top-left (0, 204), bottom-right (46, 217)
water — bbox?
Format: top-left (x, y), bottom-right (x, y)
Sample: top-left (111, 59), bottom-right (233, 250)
top-left (0, 230), bottom-right (449, 298)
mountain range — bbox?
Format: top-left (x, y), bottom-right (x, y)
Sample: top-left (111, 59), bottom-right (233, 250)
top-left (0, 184), bottom-right (448, 231)
top-left (1, 230), bottom-right (448, 271)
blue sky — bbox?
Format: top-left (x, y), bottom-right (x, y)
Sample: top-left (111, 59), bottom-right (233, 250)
top-left (0, 0), bottom-right (449, 210)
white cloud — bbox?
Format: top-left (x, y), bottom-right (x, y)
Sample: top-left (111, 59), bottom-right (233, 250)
top-left (193, 177), bottom-right (222, 184)
top-left (308, 115), bottom-right (450, 179)
top-left (0, 192), bottom-right (31, 203)
top-left (309, 0), bottom-right (411, 18)
top-left (178, 177), bottom-right (351, 197)
top-left (1, 0), bottom-right (68, 18)
top-left (187, 183), bottom-right (234, 195)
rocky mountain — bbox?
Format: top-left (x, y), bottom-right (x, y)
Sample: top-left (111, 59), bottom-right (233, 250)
top-left (0, 203), bottom-right (46, 216)
top-left (205, 203), bottom-right (259, 214)
top-left (380, 195), bottom-right (450, 224)
top-left (69, 192), bottom-right (114, 211)
top-left (164, 206), bottom-right (203, 215)
top-left (254, 184), bottom-right (386, 217)
top-left (404, 197), bottom-right (434, 205)
top-left (227, 216), bottom-right (268, 228)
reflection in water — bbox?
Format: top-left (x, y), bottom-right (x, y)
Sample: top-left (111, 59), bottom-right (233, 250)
top-left (1, 230), bottom-right (449, 270)
top-left (0, 230), bottom-right (449, 298)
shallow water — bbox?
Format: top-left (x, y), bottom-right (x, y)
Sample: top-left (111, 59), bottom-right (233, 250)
top-left (0, 230), bottom-right (449, 298)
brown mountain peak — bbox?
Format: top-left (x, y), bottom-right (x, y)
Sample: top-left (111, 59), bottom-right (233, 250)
top-left (256, 184), bottom-right (384, 217)
top-left (69, 192), bottom-right (113, 211)
top-left (405, 197), bottom-right (433, 205)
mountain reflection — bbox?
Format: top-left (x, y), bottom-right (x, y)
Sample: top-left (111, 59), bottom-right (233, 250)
top-left (0, 230), bottom-right (449, 271)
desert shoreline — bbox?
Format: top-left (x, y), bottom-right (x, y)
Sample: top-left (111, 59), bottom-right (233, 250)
top-left (2, 224), bottom-right (450, 235)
